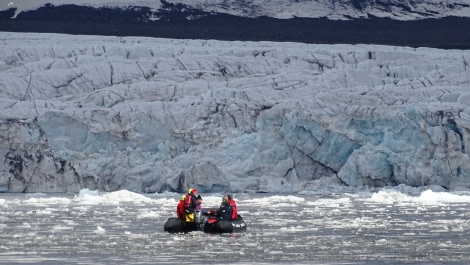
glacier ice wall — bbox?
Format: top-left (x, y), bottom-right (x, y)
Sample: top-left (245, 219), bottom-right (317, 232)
top-left (1, 32), bottom-right (470, 193)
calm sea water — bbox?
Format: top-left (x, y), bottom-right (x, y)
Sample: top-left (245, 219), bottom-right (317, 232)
top-left (0, 191), bottom-right (469, 265)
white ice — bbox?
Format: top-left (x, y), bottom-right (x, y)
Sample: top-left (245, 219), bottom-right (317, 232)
top-left (2, 187), bottom-right (470, 214)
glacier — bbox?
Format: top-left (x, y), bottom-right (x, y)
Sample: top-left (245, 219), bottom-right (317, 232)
top-left (0, 32), bottom-right (470, 193)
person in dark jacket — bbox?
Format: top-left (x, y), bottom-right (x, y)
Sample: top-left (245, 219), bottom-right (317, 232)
top-left (196, 195), bottom-right (203, 211)
top-left (216, 195), bottom-right (233, 220)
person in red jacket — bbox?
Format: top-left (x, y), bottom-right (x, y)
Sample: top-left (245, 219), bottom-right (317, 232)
top-left (176, 195), bottom-right (186, 219)
top-left (184, 188), bottom-right (198, 222)
top-left (227, 194), bottom-right (238, 219)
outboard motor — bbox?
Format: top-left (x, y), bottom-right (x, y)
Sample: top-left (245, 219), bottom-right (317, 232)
top-left (194, 210), bottom-right (202, 224)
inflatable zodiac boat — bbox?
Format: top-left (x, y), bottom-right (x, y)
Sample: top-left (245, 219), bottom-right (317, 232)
top-left (164, 210), bottom-right (247, 234)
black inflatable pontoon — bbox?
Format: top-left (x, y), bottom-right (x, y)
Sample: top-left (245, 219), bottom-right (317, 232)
top-left (203, 215), bottom-right (247, 233)
top-left (164, 210), bottom-right (247, 234)
top-left (163, 217), bottom-right (200, 233)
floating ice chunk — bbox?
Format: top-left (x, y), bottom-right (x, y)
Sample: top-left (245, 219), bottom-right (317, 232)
top-left (418, 189), bottom-right (470, 203)
top-left (94, 226), bottom-right (105, 235)
top-left (74, 188), bottom-right (154, 204)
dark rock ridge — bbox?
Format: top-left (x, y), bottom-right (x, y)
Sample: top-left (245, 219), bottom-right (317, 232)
top-left (0, 2), bottom-right (469, 49)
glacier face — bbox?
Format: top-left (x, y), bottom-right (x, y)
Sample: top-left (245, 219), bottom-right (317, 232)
top-left (1, 32), bottom-right (470, 193)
